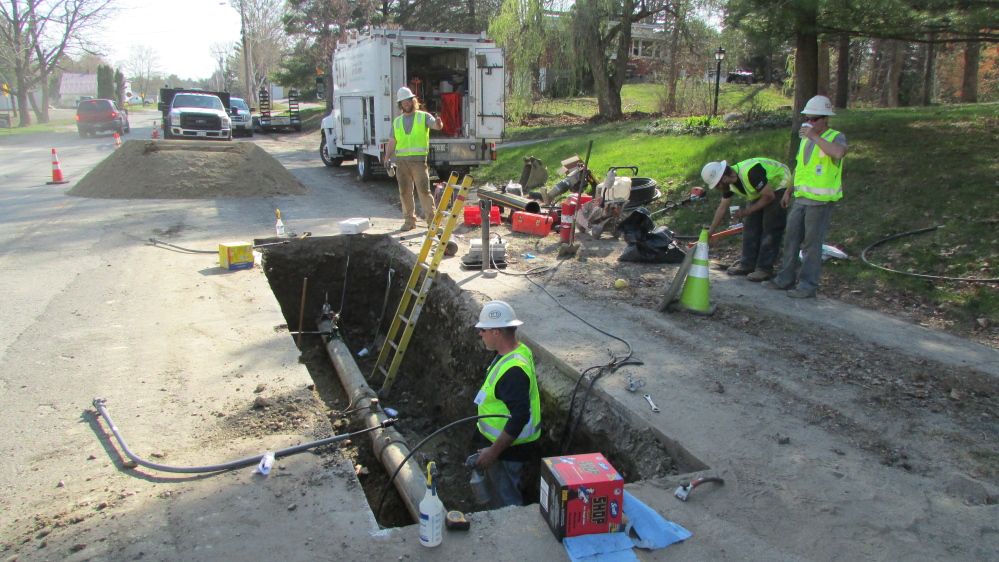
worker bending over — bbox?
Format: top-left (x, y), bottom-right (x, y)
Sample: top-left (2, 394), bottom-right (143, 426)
top-left (383, 87), bottom-right (443, 231)
top-left (472, 301), bottom-right (541, 508)
top-left (763, 95), bottom-right (848, 298)
top-left (701, 158), bottom-right (791, 281)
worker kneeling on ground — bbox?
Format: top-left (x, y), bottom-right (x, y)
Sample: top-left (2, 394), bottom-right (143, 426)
top-left (472, 301), bottom-right (541, 508)
top-left (701, 157), bottom-right (791, 282)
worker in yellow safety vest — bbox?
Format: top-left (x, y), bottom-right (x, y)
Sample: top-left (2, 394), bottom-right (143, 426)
top-left (702, 157), bottom-right (791, 281)
top-left (383, 87), bottom-right (443, 231)
top-left (763, 95), bottom-right (848, 298)
top-left (472, 301), bottom-right (541, 507)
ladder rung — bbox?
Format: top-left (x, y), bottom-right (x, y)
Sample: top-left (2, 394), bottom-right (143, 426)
top-left (439, 211), bottom-right (452, 218)
top-left (418, 261), bottom-right (430, 270)
top-left (407, 288), bottom-right (420, 298)
top-left (397, 313), bottom-right (410, 324)
top-left (387, 339), bottom-right (399, 351)
top-left (378, 365), bottom-right (389, 376)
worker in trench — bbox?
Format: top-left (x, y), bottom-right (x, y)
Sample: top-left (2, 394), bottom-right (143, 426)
top-left (701, 158), bottom-right (791, 281)
top-left (383, 87), bottom-right (443, 231)
top-left (472, 301), bottom-right (541, 508)
top-left (763, 95), bottom-right (848, 298)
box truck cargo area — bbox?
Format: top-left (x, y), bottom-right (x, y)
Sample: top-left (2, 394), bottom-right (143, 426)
top-left (320, 29), bottom-right (505, 181)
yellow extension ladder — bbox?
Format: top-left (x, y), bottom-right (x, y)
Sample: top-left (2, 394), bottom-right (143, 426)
top-left (373, 173), bottom-right (473, 397)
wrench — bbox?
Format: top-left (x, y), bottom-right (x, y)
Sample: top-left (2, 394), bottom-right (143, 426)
top-left (644, 394), bottom-right (660, 413)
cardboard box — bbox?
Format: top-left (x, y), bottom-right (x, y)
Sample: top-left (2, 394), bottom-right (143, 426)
top-left (557, 155), bottom-right (582, 176)
top-left (339, 218), bottom-right (370, 234)
top-left (219, 242), bottom-right (253, 270)
top-left (539, 453), bottom-right (624, 541)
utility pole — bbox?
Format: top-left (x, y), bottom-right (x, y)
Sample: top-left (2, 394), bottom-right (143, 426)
top-left (239, 0), bottom-right (253, 106)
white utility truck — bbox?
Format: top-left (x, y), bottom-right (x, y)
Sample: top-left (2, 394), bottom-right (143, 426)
top-left (320, 28), bottom-right (505, 180)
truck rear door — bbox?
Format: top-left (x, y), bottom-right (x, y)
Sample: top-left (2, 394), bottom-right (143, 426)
top-left (339, 96), bottom-right (367, 144)
top-left (473, 47), bottom-right (504, 138)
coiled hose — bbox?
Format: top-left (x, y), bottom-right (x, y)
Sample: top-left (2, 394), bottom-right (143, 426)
top-left (861, 226), bottom-right (999, 283)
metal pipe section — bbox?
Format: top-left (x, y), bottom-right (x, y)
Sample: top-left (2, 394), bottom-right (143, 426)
top-left (319, 318), bottom-right (426, 523)
top-left (476, 187), bottom-right (542, 214)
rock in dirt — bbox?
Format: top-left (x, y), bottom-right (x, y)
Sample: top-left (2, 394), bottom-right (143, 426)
top-left (66, 140), bottom-right (309, 199)
top-left (253, 396), bottom-right (273, 409)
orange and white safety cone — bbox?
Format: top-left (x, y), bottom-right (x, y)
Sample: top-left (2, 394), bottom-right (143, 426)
top-left (113, 132), bottom-right (122, 149)
top-left (674, 229), bottom-right (716, 315)
top-left (151, 120), bottom-right (159, 139)
top-left (46, 148), bottom-right (69, 185)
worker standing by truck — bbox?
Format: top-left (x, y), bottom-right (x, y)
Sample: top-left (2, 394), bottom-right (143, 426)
top-left (701, 158), bottom-right (791, 281)
top-left (763, 95), bottom-right (848, 298)
top-left (472, 301), bottom-right (541, 508)
top-left (383, 87), bottom-right (443, 231)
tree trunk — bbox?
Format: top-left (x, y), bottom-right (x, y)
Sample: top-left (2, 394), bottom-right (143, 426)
top-left (817, 40), bottom-right (830, 96)
top-left (665, 13), bottom-right (682, 115)
top-left (14, 67), bottom-right (31, 127)
top-left (835, 33), bottom-right (849, 108)
top-left (788, 8), bottom-right (818, 162)
top-left (36, 78), bottom-right (50, 124)
top-left (882, 40), bottom-right (904, 107)
top-left (960, 41), bottom-right (981, 103)
top-left (466, 0), bottom-right (476, 34)
top-left (922, 33), bottom-right (936, 106)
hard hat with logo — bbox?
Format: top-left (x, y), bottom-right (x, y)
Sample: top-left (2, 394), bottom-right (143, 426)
top-left (396, 87), bottom-right (417, 103)
top-left (701, 160), bottom-right (728, 189)
top-left (475, 301), bottom-right (523, 329)
top-left (801, 95), bottom-right (835, 116)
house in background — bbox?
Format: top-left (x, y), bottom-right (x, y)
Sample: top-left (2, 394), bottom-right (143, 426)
top-left (57, 73), bottom-right (98, 107)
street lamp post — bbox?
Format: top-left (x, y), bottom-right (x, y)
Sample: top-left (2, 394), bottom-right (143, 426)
top-left (713, 47), bottom-right (726, 117)
top-left (238, 1), bottom-right (252, 105)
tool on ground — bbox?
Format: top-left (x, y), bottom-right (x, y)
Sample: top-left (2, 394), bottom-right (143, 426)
top-left (625, 374), bottom-right (646, 392)
top-left (476, 186), bottom-right (542, 215)
top-left (275, 209), bottom-right (285, 236)
top-left (374, 173), bottom-right (473, 397)
top-left (557, 141), bottom-right (593, 258)
top-left (644, 394), bottom-right (660, 413)
top-left (46, 148), bottom-right (69, 185)
top-left (465, 453), bottom-right (492, 505)
top-left (674, 477), bottom-right (725, 502)
top-left (419, 461), bottom-right (444, 547)
top-left (445, 510), bottom-right (470, 531)
top-left (482, 199), bottom-right (498, 278)
top-left (92, 397), bottom-right (396, 474)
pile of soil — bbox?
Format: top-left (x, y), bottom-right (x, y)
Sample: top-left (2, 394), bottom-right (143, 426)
top-left (67, 140), bottom-right (309, 199)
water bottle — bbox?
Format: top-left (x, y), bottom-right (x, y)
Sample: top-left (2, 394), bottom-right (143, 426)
top-left (419, 462), bottom-right (443, 547)
top-left (275, 209), bottom-right (285, 236)
top-left (466, 453), bottom-right (491, 505)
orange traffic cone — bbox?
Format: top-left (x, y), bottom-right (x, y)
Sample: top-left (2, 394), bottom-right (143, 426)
top-left (151, 120), bottom-right (159, 139)
top-left (113, 132), bottom-right (122, 149)
top-left (46, 148), bottom-right (69, 185)
top-left (674, 229), bottom-right (716, 315)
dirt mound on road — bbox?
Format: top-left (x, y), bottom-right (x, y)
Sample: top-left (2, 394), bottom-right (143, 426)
top-left (67, 140), bottom-right (309, 199)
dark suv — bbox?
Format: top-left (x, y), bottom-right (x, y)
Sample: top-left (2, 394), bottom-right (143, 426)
top-left (76, 99), bottom-right (130, 138)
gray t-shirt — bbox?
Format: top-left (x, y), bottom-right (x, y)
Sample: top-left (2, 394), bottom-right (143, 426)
top-left (396, 112), bottom-right (439, 162)
top-left (795, 132), bottom-right (847, 206)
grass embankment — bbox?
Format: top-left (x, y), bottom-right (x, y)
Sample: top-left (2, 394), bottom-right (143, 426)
top-left (479, 86), bottom-right (999, 341)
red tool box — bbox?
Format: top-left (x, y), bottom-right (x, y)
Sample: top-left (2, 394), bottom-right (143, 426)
top-left (463, 205), bottom-right (500, 226)
top-left (511, 211), bottom-right (554, 236)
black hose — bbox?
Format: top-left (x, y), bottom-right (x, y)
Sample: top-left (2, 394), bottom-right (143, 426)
top-left (93, 397), bottom-right (396, 474)
top-left (861, 226), bottom-right (999, 283)
top-left (375, 414), bottom-right (510, 522)
top-left (148, 238), bottom-right (217, 254)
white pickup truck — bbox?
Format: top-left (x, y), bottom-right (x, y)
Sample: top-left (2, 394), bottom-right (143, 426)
top-left (158, 88), bottom-right (232, 141)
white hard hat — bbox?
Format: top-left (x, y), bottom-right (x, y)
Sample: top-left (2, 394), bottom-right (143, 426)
top-left (396, 87), bottom-right (417, 103)
top-left (475, 301), bottom-right (523, 329)
top-left (801, 95), bottom-right (835, 116)
top-left (701, 160), bottom-right (727, 189)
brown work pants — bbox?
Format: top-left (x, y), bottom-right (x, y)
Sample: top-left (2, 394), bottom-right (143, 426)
top-left (396, 159), bottom-right (435, 226)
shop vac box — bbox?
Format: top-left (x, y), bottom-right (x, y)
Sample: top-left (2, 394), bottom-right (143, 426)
top-left (219, 242), bottom-right (254, 270)
top-left (539, 453), bottom-right (624, 541)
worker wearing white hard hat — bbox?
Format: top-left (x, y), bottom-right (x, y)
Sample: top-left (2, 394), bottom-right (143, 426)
top-left (701, 158), bottom-right (791, 281)
top-left (472, 301), bottom-right (540, 508)
top-left (384, 87), bottom-right (443, 231)
top-left (763, 95), bottom-right (848, 298)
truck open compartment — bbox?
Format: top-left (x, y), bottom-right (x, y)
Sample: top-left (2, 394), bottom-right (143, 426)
top-left (404, 46), bottom-right (470, 138)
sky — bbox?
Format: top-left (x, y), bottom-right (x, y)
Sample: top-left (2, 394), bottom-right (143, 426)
top-left (102, 0), bottom-right (243, 80)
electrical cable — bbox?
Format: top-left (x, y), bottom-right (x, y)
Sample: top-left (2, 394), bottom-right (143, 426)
top-left (375, 414), bottom-right (510, 522)
top-left (92, 397), bottom-right (396, 474)
top-left (148, 238), bottom-right (217, 254)
top-left (861, 225), bottom-right (999, 283)
top-left (339, 234), bottom-right (354, 314)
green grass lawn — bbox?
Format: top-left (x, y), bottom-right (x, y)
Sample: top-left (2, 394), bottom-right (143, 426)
top-left (480, 100), bottom-right (999, 337)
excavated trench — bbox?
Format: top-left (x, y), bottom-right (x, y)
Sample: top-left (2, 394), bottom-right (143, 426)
top-left (261, 234), bottom-right (707, 527)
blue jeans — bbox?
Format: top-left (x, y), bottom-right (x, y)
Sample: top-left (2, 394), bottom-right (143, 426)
top-left (739, 191), bottom-right (787, 273)
top-left (484, 460), bottom-right (524, 508)
top-left (773, 201), bottom-right (834, 293)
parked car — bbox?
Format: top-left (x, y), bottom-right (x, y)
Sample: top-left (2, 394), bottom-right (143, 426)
top-left (76, 99), bottom-right (130, 138)
top-left (229, 97), bottom-right (253, 137)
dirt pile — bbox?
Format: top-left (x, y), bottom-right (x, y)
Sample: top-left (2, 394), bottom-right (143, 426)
top-left (67, 140), bottom-right (309, 199)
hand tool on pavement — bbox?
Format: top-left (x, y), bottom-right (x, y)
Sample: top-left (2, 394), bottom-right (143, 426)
top-left (644, 394), bottom-right (660, 413)
top-left (674, 477), bottom-right (725, 501)
top-left (445, 511), bottom-right (470, 531)
top-left (625, 373), bottom-right (646, 392)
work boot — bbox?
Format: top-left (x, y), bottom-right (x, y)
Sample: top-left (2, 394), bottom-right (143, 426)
top-left (746, 269), bottom-right (773, 282)
top-left (726, 265), bottom-right (753, 276)
top-left (761, 280), bottom-right (791, 290)
top-left (400, 221), bottom-right (417, 232)
top-left (787, 289), bottom-right (816, 299)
